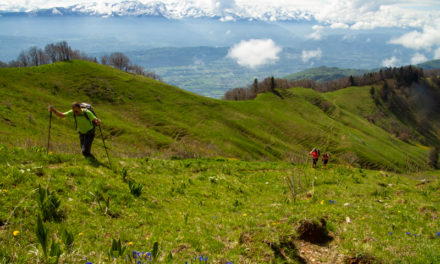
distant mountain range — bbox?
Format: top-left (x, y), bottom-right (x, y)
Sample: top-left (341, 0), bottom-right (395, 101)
top-left (283, 60), bottom-right (440, 82)
top-left (284, 66), bottom-right (370, 82)
top-left (0, 1), bottom-right (313, 21)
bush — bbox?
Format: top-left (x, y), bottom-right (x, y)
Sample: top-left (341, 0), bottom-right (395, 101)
top-left (428, 147), bottom-right (439, 169)
top-left (37, 185), bottom-right (64, 222)
top-left (128, 180), bottom-right (143, 197)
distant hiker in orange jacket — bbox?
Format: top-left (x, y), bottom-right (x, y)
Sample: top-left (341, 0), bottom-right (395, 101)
top-left (49, 102), bottom-right (101, 159)
top-left (309, 148), bottom-right (320, 168)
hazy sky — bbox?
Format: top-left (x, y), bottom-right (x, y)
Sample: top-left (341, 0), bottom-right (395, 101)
top-left (1, 0), bottom-right (439, 66)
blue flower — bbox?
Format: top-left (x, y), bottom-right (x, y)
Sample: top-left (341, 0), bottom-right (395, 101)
top-left (436, 232), bottom-right (440, 237)
top-left (86, 262), bottom-right (92, 264)
top-left (227, 262), bottom-right (233, 264)
top-left (388, 232), bottom-right (393, 235)
top-left (406, 232), bottom-right (411, 235)
top-left (199, 254), bottom-right (204, 261)
top-left (329, 200), bottom-right (336, 204)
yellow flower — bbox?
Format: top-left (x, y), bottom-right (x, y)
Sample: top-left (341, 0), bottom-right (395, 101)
top-left (361, 217), bottom-right (365, 220)
top-left (398, 210), bottom-right (401, 213)
top-left (78, 232), bottom-right (84, 236)
top-left (3, 189), bottom-right (7, 193)
top-left (127, 242), bottom-right (133, 246)
top-left (13, 230), bottom-right (20, 236)
top-left (320, 200), bottom-right (324, 205)
top-left (242, 213), bottom-right (247, 217)
top-left (258, 213), bottom-right (263, 216)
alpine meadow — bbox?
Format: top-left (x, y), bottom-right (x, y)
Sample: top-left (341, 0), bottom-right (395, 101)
top-left (1, 0), bottom-right (440, 263)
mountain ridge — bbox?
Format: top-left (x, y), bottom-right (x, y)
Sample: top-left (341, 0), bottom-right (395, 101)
top-left (0, 1), bottom-right (315, 21)
top-left (1, 60), bottom-right (438, 171)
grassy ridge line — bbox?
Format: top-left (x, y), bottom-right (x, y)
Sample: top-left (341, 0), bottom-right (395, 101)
top-left (0, 146), bottom-right (439, 263)
top-left (283, 66), bottom-right (370, 82)
top-left (0, 60), bottom-right (430, 170)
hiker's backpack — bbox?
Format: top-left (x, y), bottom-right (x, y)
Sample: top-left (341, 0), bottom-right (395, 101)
top-left (74, 102), bottom-right (97, 130)
top-left (313, 148), bottom-right (320, 156)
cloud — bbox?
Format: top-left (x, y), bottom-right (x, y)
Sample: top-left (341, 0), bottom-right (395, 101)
top-left (330, 22), bottom-right (349, 29)
top-left (410, 52), bottom-right (428, 64)
top-left (435, 47), bottom-right (440, 60)
top-left (381, 56), bottom-right (399, 67)
top-left (389, 25), bottom-right (440, 50)
top-left (302, 48), bottom-right (322, 62)
top-left (227, 39), bottom-right (282, 69)
top-left (308, 25), bottom-right (324, 40)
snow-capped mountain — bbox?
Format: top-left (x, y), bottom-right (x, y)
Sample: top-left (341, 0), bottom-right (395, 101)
top-left (1, 0), bottom-right (312, 21)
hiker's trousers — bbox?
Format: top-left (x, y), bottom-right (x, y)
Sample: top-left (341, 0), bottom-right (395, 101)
top-left (79, 129), bottom-right (95, 158)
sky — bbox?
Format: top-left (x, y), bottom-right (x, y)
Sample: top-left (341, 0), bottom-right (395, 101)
top-left (1, 0), bottom-right (440, 68)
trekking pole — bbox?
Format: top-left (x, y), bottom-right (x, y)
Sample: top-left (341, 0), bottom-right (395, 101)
top-left (47, 108), bottom-right (52, 155)
top-left (98, 125), bottom-right (111, 168)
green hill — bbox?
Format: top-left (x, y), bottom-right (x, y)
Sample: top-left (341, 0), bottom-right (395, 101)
top-left (1, 145), bottom-right (440, 263)
top-left (418, 59), bottom-right (440, 70)
top-left (283, 66), bottom-right (370, 82)
top-left (0, 60), bottom-right (437, 171)
top-left (1, 60), bottom-right (440, 263)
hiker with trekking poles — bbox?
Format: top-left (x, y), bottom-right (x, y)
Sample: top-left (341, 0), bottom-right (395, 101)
top-left (48, 102), bottom-right (105, 161)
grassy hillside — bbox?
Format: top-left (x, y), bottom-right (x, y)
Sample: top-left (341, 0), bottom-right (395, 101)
top-left (418, 59), bottom-right (440, 70)
top-left (1, 146), bottom-right (439, 263)
top-left (283, 66), bottom-right (369, 82)
top-left (0, 60), bottom-right (434, 171)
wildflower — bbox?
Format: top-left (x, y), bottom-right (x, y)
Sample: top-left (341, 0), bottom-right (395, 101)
top-left (86, 262), bottom-right (92, 264)
top-left (242, 213), bottom-right (247, 217)
top-left (388, 232), bottom-right (393, 235)
top-left (436, 232), bottom-right (440, 237)
top-left (398, 211), bottom-right (401, 213)
top-left (199, 254), bottom-right (204, 261)
top-left (361, 217), bottom-right (365, 220)
top-left (320, 200), bottom-right (324, 205)
top-left (13, 230), bottom-right (20, 236)
top-left (329, 200), bottom-right (336, 204)
top-left (406, 232), bottom-right (411, 236)
top-left (78, 232), bottom-right (84, 236)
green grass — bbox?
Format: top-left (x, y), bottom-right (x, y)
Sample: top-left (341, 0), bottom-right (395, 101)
top-left (0, 60), bottom-right (433, 171)
top-left (283, 66), bottom-right (369, 82)
top-left (1, 145), bottom-right (439, 263)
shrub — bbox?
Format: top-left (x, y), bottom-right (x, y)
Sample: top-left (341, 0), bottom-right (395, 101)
top-left (428, 147), bottom-right (439, 169)
top-left (128, 180), bottom-right (143, 197)
top-left (37, 185), bottom-right (64, 222)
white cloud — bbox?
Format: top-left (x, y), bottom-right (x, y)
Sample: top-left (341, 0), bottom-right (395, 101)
top-left (381, 56), bottom-right (399, 67)
top-left (302, 48), bottom-right (322, 62)
top-left (308, 25), bottom-right (324, 40)
top-left (390, 25), bottom-right (440, 50)
top-left (410, 52), bottom-right (428, 64)
top-left (227, 38), bottom-right (282, 69)
top-left (434, 47), bottom-right (440, 60)
top-left (330, 22), bottom-right (349, 29)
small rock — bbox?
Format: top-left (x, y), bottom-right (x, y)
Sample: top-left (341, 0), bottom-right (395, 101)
top-left (344, 203), bottom-right (350, 206)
